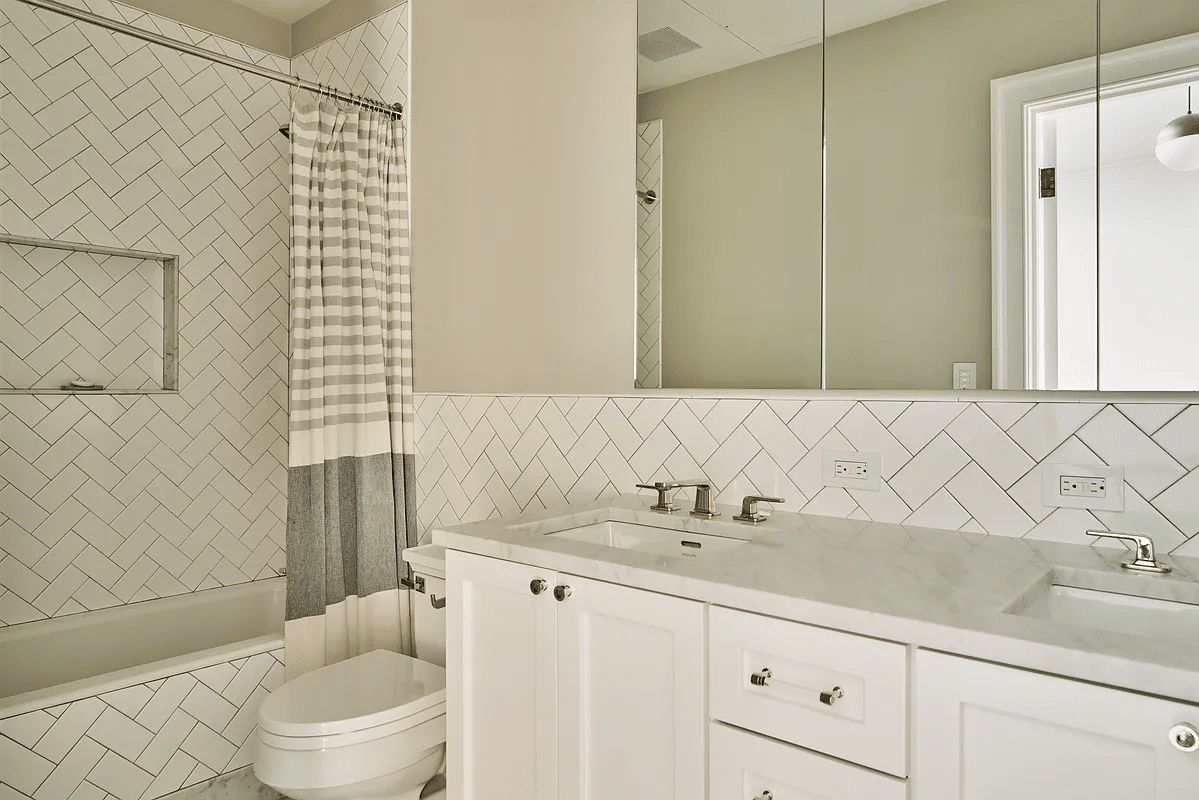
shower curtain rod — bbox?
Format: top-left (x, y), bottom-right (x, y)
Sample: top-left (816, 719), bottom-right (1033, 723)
top-left (18, 0), bottom-right (403, 119)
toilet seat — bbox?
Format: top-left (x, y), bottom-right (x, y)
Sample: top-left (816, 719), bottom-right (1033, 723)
top-left (259, 649), bottom-right (446, 739)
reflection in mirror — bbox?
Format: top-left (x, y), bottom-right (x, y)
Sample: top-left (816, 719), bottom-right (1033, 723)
top-left (823, 0), bottom-right (1103, 390)
top-left (1098, 0), bottom-right (1199, 391)
top-left (636, 0), bottom-right (825, 389)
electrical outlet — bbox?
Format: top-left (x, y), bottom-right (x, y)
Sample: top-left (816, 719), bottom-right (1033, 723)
top-left (823, 450), bottom-right (881, 491)
top-left (835, 460), bottom-right (870, 479)
top-left (1059, 475), bottom-right (1106, 498)
top-left (1043, 464), bottom-right (1124, 511)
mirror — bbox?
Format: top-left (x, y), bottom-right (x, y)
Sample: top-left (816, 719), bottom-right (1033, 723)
top-left (636, 0), bottom-right (825, 390)
top-left (637, 0), bottom-right (1199, 391)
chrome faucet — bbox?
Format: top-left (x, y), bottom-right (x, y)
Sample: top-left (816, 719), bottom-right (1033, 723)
top-left (636, 480), bottom-right (720, 518)
top-left (1086, 530), bottom-right (1171, 574)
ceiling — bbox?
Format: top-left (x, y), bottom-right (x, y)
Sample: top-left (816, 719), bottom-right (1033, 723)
top-left (225, 0), bottom-right (335, 24)
top-left (638, 0), bottom-right (950, 93)
top-left (1056, 80), bottom-right (1199, 173)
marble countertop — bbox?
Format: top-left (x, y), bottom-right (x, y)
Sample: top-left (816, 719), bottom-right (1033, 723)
top-left (431, 495), bottom-right (1199, 704)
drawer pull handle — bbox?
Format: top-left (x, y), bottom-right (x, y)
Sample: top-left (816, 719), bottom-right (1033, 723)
top-left (820, 686), bottom-right (845, 706)
top-left (753, 793), bottom-right (773, 800)
top-left (750, 668), bottom-right (772, 687)
top-left (1171, 723), bottom-right (1198, 752)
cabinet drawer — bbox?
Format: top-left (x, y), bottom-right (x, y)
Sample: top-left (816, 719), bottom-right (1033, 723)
top-left (709, 606), bottom-right (908, 777)
top-left (710, 722), bottom-right (906, 800)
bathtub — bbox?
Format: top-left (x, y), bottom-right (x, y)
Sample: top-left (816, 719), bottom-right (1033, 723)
top-left (0, 579), bottom-right (286, 800)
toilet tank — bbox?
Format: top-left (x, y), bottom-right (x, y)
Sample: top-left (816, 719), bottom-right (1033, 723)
top-left (402, 544), bottom-right (447, 668)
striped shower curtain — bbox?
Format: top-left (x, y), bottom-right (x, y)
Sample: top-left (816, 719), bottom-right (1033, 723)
top-left (284, 98), bottom-right (416, 680)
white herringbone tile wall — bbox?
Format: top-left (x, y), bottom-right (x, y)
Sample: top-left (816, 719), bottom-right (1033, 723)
top-left (291, 3), bottom-right (409, 110)
top-left (415, 395), bottom-right (1199, 558)
top-left (1, 647), bottom-right (283, 800)
top-left (0, 0), bottom-right (292, 625)
top-left (635, 121), bottom-right (662, 390)
top-left (1, 244), bottom-right (165, 391)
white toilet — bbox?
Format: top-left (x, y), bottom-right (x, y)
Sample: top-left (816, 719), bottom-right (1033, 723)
top-left (255, 545), bottom-right (449, 800)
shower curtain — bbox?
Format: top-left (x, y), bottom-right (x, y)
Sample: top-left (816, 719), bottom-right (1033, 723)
top-left (284, 98), bottom-right (416, 680)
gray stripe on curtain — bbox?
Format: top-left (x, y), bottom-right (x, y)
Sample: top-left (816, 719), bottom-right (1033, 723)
top-left (286, 452), bottom-right (417, 621)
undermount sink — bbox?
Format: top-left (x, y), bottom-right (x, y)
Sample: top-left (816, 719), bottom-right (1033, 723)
top-left (1008, 580), bottom-right (1199, 640)
top-left (548, 520), bottom-right (748, 559)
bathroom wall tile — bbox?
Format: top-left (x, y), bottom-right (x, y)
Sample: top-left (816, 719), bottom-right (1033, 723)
top-left (414, 393), bottom-right (1199, 556)
top-left (1151, 469), bottom-right (1199, 538)
top-left (1006, 403), bottom-right (1104, 462)
top-left (1076, 407), bottom-right (1186, 498)
top-left (787, 401), bottom-right (854, 449)
top-left (887, 401), bottom-right (967, 454)
top-left (1, 647), bottom-right (284, 800)
top-left (901, 488), bottom-right (970, 532)
top-left (743, 404), bottom-right (805, 471)
top-left (1, 735), bottom-right (56, 795)
top-left (1152, 405), bottom-right (1199, 469)
top-left (0, 0), bottom-right (324, 623)
top-left (1093, 486), bottom-right (1187, 554)
top-left (888, 433), bottom-right (970, 510)
top-left (978, 402), bottom-right (1033, 430)
top-left (32, 736), bottom-right (105, 800)
top-left (1116, 403), bottom-right (1186, 436)
top-left (945, 464), bottom-right (1034, 538)
top-left (837, 404), bottom-right (912, 479)
top-left (0, 710), bottom-right (56, 750)
top-left (702, 427), bottom-right (761, 495)
top-left (945, 405), bottom-right (1034, 489)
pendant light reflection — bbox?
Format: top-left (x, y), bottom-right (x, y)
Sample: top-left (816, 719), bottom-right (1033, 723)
top-left (1156, 85), bottom-right (1199, 172)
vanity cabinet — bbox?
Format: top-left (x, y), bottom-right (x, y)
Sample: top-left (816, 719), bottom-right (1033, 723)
top-left (710, 721), bottom-right (907, 800)
top-left (445, 549), bottom-right (705, 800)
top-left (914, 650), bottom-right (1199, 800)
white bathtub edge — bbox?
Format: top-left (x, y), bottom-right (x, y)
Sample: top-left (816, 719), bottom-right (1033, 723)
top-left (0, 633), bottom-right (283, 720)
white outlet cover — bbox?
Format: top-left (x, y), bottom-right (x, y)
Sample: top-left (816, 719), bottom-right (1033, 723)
top-left (1042, 463), bottom-right (1125, 512)
top-left (823, 450), bottom-right (882, 491)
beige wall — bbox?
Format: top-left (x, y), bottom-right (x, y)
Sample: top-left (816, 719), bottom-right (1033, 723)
top-left (409, 0), bottom-right (638, 393)
top-left (292, 0), bottom-right (401, 55)
top-left (113, 0), bottom-right (291, 56)
top-left (638, 47), bottom-right (823, 390)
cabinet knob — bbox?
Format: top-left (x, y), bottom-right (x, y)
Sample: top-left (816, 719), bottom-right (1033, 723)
top-left (554, 585), bottom-right (572, 601)
top-left (750, 668), bottom-right (772, 687)
top-left (1170, 723), bottom-right (1198, 752)
top-left (752, 792), bottom-right (773, 800)
top-left (530, 579), bottom-right (548, 595)
top-left (820, 686), bottom-right (845, 706)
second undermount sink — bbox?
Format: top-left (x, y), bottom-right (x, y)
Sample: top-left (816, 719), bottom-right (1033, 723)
top-left (1008, 579), bottom-right (1199, 640)
top-left (548, 520), bottom-right (748, 559)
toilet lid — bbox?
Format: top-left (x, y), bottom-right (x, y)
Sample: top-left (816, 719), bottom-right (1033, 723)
top-left (259, 649), bottom-right (446, 737)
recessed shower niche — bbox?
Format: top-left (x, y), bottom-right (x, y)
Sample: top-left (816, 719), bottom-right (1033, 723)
top-left (0, 234), bottom-right (179, 393)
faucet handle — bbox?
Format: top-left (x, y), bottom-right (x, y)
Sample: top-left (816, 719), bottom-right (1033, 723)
top-left (1086, 530), bottom-right (1171, 574)
top-left (690, 483), bottom-right (720, 519)
top-left (734, 495), bottom-right (786, 524)
top-left (637, 483), bottom-right (680, 513)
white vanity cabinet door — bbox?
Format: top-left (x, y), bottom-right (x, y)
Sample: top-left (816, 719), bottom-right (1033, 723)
top-left (555, 574), bottom-right (705, 800)
top-left (914, 650), bottom-right (1199, 800)
top-left (711, 722), bottom-right (907, 800)
top-left (447, 550), bottom-right (558, 800)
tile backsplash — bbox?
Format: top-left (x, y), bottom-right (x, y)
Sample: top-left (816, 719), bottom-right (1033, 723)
top-left (415, 394), bottom-right (1199, 558)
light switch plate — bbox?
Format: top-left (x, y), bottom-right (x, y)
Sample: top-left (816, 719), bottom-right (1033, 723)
top-left (1042, 463), bottom-right (1124, 511)
top-left (823, 450), bottom-right (881, 491)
